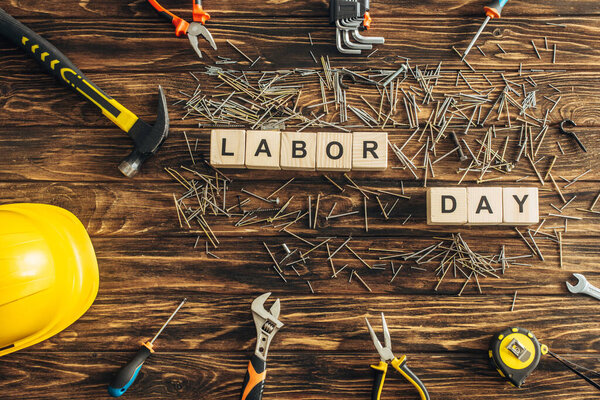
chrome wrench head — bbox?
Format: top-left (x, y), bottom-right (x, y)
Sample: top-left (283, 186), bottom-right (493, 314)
top-left (566, 273), bottom-right (587, 293)
top-left (187, 22), bottom-right (217, 59)
top-left (251, 292), bottom-right (284, 361)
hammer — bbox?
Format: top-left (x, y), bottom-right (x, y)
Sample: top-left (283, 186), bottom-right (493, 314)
top-left (0, 7), bottom-right (169, 177)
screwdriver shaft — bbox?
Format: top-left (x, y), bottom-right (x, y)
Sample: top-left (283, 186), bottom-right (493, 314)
top-left (462, 16), bottom-right (490, 60)
top-left (150, 298), bottom-right (187, 344)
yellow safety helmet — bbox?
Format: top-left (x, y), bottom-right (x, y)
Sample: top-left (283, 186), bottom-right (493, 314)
top-left (0, 203), bottom-right (99, 357)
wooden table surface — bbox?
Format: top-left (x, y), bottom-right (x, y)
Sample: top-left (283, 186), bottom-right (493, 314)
top-left (1, 0), bottom-right (599, 399)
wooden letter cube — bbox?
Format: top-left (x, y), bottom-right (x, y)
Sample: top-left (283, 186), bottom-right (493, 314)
top-left (280, 131), bottom-right (316, 171)
top-left (503, 187), bottom-right (539, 225)
top-left (210, 129), bottom-right (246, 168)
top-left (245, 130), bottom-right (281, 170)
top-left (427, 187), bottom-right (467, 225)
top-left (467, 187), bottom-right (503, 225)
top-left (316, 132), bottom-right (352, 171)
top-left (352, 132), bottom-right (388, 171)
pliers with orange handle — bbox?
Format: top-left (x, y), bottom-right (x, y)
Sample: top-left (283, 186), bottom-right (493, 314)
top-left (147, 0), bottom-right (216, 59)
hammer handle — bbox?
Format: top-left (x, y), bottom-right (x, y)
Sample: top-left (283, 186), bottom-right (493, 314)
top-left (0, 7), bottom-right (139, 133)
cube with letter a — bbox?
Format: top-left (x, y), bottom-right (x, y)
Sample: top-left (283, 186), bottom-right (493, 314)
top-left (467, 187), bottom-right (503, 225)
top-left (427, 187), bottom-right (467, 225)
top-left (210, 129), bottom-right (246, 168)
top-left (316, 132), bottom-right (352, 171)
top-left (352, 132), bottom-right (388, 171)
top-left (503, 187), bottom-right (539, 225)
top-left (280, 131), bottom-right (316, 171)
top-left (245, 130), bottom-right (281, 170)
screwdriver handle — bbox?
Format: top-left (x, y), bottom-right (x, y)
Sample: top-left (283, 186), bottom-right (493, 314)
top-left (108, 343), bottom-right (153, 397)
top-left (240, 354), bottom-right (267, 400)
top-left (0, 7), bottom-right (138, 133)
top-left (484, 0), bottom-right (509, 18)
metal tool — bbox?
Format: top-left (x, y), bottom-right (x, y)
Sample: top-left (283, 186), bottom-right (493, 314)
top-left (329, 0), bottom-right (384, 55)
top-left (0, 7), bottom-right (169, 178)
top-left (108, 298), bottom-right (187, 397)
top-left (559, 119), bottom-right (587, 152)
top-left (462, 0), bottom-right (509, 60)
top-left (240, 293), bottom-right (283, 400)
top-left (148, 0), bottom-right (217, 59)
top-left (566, 273), bottom-right (600, 301)
top-left (365, 313), bottom-right (430, 400)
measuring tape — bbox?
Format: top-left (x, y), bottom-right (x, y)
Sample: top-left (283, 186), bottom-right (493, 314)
top-left (489, 327), bottom-right (548, 387)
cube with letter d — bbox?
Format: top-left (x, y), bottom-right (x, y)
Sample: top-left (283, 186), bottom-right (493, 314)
top-left (427, 187), bottom-right (467, 225)
top-left (352, 132), bottom-right (388, 171)
top-left (280, 131), bottom-right (316, 171)
top-left (210, 129), bottom-right (246, 168)
top-left (503, 187), bottom-right (539, 225)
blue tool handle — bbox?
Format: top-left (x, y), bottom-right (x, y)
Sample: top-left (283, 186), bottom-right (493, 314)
top-left (108, 346), bottom-right (152, 397)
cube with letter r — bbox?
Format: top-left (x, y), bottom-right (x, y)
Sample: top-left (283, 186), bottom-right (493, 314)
top-left (352, 132), bottom-right (388, 171)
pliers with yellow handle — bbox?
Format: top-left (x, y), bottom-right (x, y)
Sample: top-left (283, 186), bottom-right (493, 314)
top-left (365, 313), bottom-right (430, 400)
top-left (147, 0), bottom-right (217, 59)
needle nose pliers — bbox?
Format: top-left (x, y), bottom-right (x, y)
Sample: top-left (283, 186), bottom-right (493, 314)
top-left (366, 313), bottom-right (430, 400)
top-left (147, 0), bottom-right (217, 59)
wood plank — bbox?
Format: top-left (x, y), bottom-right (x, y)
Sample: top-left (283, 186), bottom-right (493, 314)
top-left (0, 182), bottom-right (598, 236)
top-left (1, 295), bottom-right (598, 353)
top-left (2, 0), bottom-right (599, 18)
top-left (1, 17), bottom-right (599, 73)
top-left (0, 352), bottom-right (598, 399)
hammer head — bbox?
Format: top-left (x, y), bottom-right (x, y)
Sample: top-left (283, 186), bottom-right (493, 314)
top-left (118, 86), bottom-right (169, 177)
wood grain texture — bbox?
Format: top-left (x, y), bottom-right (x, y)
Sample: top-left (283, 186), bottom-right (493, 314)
top-left (1, 1), bottom-right (600, 399)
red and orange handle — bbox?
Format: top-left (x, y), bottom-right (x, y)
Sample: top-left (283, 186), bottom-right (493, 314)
top-left (240, 354), bottom-right (267, 400)
top-left (484, 0), bottom-right (508, 19)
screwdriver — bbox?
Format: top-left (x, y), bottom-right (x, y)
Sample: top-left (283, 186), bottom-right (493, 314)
top-left (461, 0), bottom-right (509, 60)
top-left (108, 298), bottom-right (187, 397)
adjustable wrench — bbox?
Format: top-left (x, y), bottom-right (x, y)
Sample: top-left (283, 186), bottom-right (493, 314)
top-left (566, 273), bottom-right (600, 301)
top-left (240, 293), bottom-right (284, 400)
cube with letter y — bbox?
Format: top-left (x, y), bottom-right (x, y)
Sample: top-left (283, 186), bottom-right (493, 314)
top-left (467, 187), bottom-right (503, 225)
top-left (316, 132), bottom-right (352, 171)
top-left (352, 132), bottom-right (388, 171)
top-left (245, 130), bottom-right (281, 170)
top-left (427, 187), bottom-right (467, 225)
top-left (280, 131), bottom-right (316, 171)
top-left (210, 129), bottom-right (246, 168)
top-left (503, 187), bottom-right (539, 225)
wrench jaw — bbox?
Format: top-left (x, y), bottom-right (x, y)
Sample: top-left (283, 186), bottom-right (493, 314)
top-left (566, 273), bottom-right (587, 293)
top-left (251, 293), bottom-right (284, 361)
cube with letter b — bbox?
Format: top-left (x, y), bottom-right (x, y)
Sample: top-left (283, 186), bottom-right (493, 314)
top-left (427, 187), bottom-right (467, 225)
top-left (245, 130), bottom-right (281, 170)
top-left (280, 131), bottom-right (316, 171)
top-left (503, 187), bottom-right (539, 225)
top-left (352, 132), bottom-right (388, 171)
top-left (210, 129), bottom-right (246, 168)
top-left (316, 132), bottom-right (352, 171)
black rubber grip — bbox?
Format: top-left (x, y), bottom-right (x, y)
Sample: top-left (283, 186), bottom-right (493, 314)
top-left (400, 363), bottom-right (430, 400)
top-left (0, 7), bottom-right (119, 117)
top-left (240, 354), bottom-right (267, 400)
top-left (110, 346), bottom-right (152, 390)
top-left (371, 368), bottom-right (385, 400)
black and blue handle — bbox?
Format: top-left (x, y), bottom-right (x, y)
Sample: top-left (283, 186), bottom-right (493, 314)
top-left (108, 345), bottom-right (153, 397)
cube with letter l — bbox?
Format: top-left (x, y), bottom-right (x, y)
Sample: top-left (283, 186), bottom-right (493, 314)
top-left (210, 129), bottom-right (246, 168)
